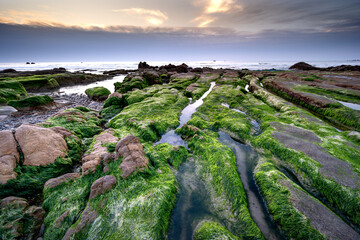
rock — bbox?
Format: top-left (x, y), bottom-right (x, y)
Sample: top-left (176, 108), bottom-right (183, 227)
top-left (289, 62), bottom-right (319, 71)
top-left (160, 63), bottom-right (189, 73)
top-left (44, 173), bottom-right (81, 189)
top-left (62, 206), bottom-right (97, 240)
top-left (89, 175), bottom-right (117, 199)
top-left (1, 68), bottom-right (16, 73)
top-left (50, 126), bottom-right (76, 138)
top-left (15, 124), bottom-right (68, 166)
top-left (115, 135), bottom-right (149, 178)
top-left (85, 87), bottom-right (111, 101)
top-left (107, 92), bottom-right (123, 99)
top-left (54, 210), bottom-right (70, 228)
top-left (138, 61), bottom-right (151, 69)
top-left (0, 196), bottom-right (28, 209)
top-left (141, 70), bottom-right (161, 85)
top-left (7, 95), bottom-right (54, 110)
top-left (24, 206), bottom-right (46, 238)
top-left (103, 69), bottom-right (132, 75)
top-left (0, 130), bottom-right (19, 184)
top-left (82, 129), bottom-right (118, 175)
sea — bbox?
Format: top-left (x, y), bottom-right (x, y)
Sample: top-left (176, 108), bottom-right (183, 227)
top-left (0, 60), bottom-right (359, 73)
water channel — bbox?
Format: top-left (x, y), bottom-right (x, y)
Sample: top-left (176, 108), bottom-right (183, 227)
top-left (155, 82), bottom-right (282, 239)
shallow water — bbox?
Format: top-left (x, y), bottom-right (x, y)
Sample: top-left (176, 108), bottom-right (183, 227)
top-left (337, 100), bottom-right (360, 111)
top-left (167, 162), bottom-right (220, 240)
top-left (156, 82), bottom-right (216, 145)
top-left (56, 75), bottom-right (125, 95)
top-left (218, 132), bottom-right (284, 240)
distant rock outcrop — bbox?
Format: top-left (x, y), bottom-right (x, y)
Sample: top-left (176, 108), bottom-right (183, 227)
top-left (289, 62), bottom-right (319, 71)
top-left (290, 62), bottom-right (360, 71)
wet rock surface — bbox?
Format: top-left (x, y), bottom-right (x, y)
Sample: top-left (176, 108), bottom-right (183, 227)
top-left (82, 129), bottom-right (118, 174)
top-left (0, 130), bottom-right (19, 184)
top-left (15, 124), bottom-right (68, 166)
top-left (281, 179), bottom-right (360, 240)
top-left (115, 135), bottom-right (149, 178)
top-left (89, 175), bottom-right (117, 199)
top-left (44, 173), bottom-right (81, 189)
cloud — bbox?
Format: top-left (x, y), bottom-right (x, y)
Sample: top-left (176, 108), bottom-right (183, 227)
top-left (205, 0), bottom-right (243, 14)
top-left (193, 0), bottom-right (243, 27)
top-left (112, 8), bottom-right (168, 25)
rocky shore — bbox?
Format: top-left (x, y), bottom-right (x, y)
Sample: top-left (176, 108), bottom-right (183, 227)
top-left (0, 62), bottom-right (359, 240)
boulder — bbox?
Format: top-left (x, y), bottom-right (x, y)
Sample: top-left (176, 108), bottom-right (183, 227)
top-left (44, 173), bottom-right (81, 189)
top-left (82, 129), bottom-right (118, 175)
top-left (0, 196), bottom-right (28, 209)
top-left (0, 130), bottom-right (20, 184)
top-left (89, 175), bottom-right (117, 199)
top-left (15, 124), bottom-right (68, 166)
top-left (107, 92), bottom-right (123, 99)
top-left (85, 87), bottom-right (111, 101)
top-left (62, 206), bottom-right (97, 240)
top-left (115, 135), bottom-right (149, 178)
top-left (289, 62), bottom-right (319, 71)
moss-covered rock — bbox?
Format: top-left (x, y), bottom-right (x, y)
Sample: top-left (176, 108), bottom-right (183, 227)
top-left (85, 87), bottom-right (111, 101)
top-left (7, 95), bottom-right (53, 109)
top-left (109, 88), bottom-right (188, 142)
top-left (194, 221), bottom-right (239, 240)
top-left (154, 143), bottom-right (188, 169)
top-left (41, 107), bottom-right (105, 139)
top-left (0, 75), bottom-right (59, 91)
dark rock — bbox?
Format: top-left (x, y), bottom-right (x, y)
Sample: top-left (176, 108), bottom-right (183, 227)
top-left (44, 173), bottom-right (81, 189)
top-left (159, 63), bottom-right (189, 73)
top-left (138, 61), bottom-right (151, 69)
top-left (115, 135), bottom-right (149, 178)
top-left (289, 62), bottom-right (319, 71)
top-left (103, 69), bottom-right (134, 75)
top-left (54, 210), bottom-right (70, 228)
top-left (89, 175), bottom-right (117, 199)
top-left (1, 68), bottom-right (16, 73)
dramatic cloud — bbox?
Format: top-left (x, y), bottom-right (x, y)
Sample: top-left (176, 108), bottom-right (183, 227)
top-left (112, 8), bottom-right (168, 25)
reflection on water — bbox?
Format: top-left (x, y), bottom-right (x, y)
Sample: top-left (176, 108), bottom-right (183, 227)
top-left (57, 75), bottom-right (125, 95)
top-left (156, 82), bottom-right (216, 145)
top-left (337, 100), bottom-right (360, 111)
top-left (167, 162), bottom-right (219, 240)
top-left (218, 132), bottom-right (284, 240)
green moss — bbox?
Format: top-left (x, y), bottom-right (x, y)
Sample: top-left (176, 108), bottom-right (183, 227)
top-left (0, 88), bottom-right (21, 102)
top-left (0, 75), bottom-right (59, 91)
top-left (7, 95), bottom-right (53, 109)
top-left (62, 144), bottom-right (178, 240)
top-left (255, 162), bottom-right (326, 240)
top-left (0, 81), bottom-right (27, 96)
top-left (115, 77), bottom-right (149, 93)
top-left (177, 127), bottom-right (263, 239)
top-left (85, 87), bottom-right (111, 100)
top-left (41, 107), bottom-right (105, 139)
top-left (154, 143), bottom-right (188, 169)
top-left (194, 221), bottom-right (239, 240)
top-left (293, 85), bottom-right (360, 105)
top-left (109, 88), bottom-right (189, 142)
top-left (0, 157), bottom-right (73, 199)
top-left (43, 166), bottom-right (104, 240)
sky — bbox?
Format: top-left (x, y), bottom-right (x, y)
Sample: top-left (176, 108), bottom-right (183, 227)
top-left (0, 0), bottom-right (359, 62)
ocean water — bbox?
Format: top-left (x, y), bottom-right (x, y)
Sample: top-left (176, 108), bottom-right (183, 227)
top-left (0, 60), bottom-right (359, 72)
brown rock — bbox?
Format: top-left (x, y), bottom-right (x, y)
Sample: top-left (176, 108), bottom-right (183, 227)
top-left (89, 175), bottom-right (117, 199)
top-left (50, 126), bottom-right (75, 138)
top-left (82, 129), bottom-right (118, 175)
top-left (62, 206), bottom-right (97, 240)
top-left (0, 130), bottom-right (19, 184)
top-left (44, 173), bottom-right (80, 189)
top-left (115, 135), bottom-right (149, 179)
top-left (25, 206), bottom-right (45, 238)
top-left (0, 196), bottom-right (28, 209)
top-left (54, 210), bottom-right (70, 228)
top-left (107, 92), bottom-right (123, 99)
top-left (15, 124), bottom-right (68, 166)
